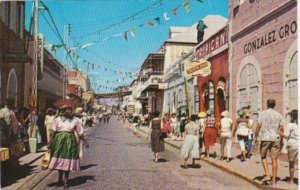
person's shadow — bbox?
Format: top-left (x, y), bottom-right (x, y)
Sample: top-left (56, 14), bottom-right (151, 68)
top-left (282, 176), bottom-right (299, 185)
top-left (80, 164), bottom-right (98, 171)
top-left (47, 175), bottom-right (96, 188)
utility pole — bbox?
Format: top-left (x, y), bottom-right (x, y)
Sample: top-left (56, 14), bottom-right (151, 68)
top-left (31, 0), bottom-right (39, 109)
top-left (63, 24), bottom-right (70, 100)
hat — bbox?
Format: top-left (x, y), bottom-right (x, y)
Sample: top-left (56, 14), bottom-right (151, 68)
top-left (237, 109), bottom-right (246, 117)
top-left (59, 104), bottom-right (73, 111)
top-left (82, 112), bottom-right (87, 116)
top-left (198, 112), bottom-right (207, 118)
top-left (75, 107), bottom-right (83, 116)
top-left (206, 109), bottom-right (213, 116)
top-left (221, 110), bottom-right (229, 118)
top-left (46, 108), bottom-right (54, 114)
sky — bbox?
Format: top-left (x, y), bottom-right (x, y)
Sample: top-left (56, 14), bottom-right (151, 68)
top-left (25, 0), bottom-right (228, 94)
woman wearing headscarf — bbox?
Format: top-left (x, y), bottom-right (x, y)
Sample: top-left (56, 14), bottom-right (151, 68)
top-left (203, 110), bottom-right (217, 158)
top-left (233, 109), bottom-right (249, 162)
top-left (48, 104), bottom-right (89, 189)
top-left (149, 111), bottom-right (165, 163)
top-left (218, 110), bottom-right (233, 162)
top-left (180, 114), bottom-right (200, 168)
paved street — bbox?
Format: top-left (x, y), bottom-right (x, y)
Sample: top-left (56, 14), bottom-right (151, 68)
top-left (29, 117), bottom-right (257, 190)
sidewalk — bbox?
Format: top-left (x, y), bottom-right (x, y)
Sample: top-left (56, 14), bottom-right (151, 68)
top-left (1, 125), bottom-right (96, 190)
top-left (133, 124), bottom-right (298, 190)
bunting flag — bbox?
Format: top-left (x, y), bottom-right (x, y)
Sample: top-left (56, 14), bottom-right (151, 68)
top-left (51, 44), bottom-right (64, 52)
top-left (173, 7), bottom-right (178, 16)
top-left (183, 2), bottom-right (191, 13)
top-left (124, 31), bottom-right (128, 41)
top-left (92, 64), bottom-right (95, 70)
top-left (130, 28), bottom-right (136, 37)
top-left (81, 42), bottom-right (95, 49)
top-left (154, 17), bottom-right (161, 24)
top-left (197, 0), bottom-right (204, 2)
top-left (163, 12), bottom-right (170, 21)
top-left (147, 21), bottom-right (156, 27)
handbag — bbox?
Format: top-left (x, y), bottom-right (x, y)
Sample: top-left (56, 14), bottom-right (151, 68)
top-left (41, 151), bottom-right (51, 170)
top-left (10, 141), bottom-right (25, 157)
top-left (160, 132), bottom-right (167, 139)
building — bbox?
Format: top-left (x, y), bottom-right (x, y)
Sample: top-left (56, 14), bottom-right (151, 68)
top-left (25, 45), bottom-right (64, 111)
top-left (195, 16), bottom-right (228, 121)
top-left (0, 2), bottom-right (26, 107)
top-left (229, 0), bottom-right (297, 124)
top-left (162, 24), bottom-right (198, 114)
top-left (163, 15), bottom-right (228, 118)
top-left (67, 70), bottom-right (91, 92)
top-left (139, 52), bottom-right (165, 114)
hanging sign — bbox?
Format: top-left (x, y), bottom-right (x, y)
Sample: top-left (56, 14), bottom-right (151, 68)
top-left (158, 83), bottom-right (169, 90)
top-left (184, 60), bottom-right (211, 77)
top-left (37, 33), bottom-right (44, 81)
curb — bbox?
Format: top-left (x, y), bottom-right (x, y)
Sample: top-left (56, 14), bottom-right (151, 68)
top-left (17, 125), bottom-right (98, 190)
top-left (133, 126), bottom-right (295, 190)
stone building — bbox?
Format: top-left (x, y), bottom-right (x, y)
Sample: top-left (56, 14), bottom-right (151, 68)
top-left (229, 0), bottom-right (297, 124)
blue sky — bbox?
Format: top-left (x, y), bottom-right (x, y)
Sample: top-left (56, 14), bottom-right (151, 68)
top-left (25, 0), bottom-right (228, 93)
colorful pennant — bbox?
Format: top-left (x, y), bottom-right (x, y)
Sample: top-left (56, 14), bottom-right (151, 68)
top-left (184, 2), bottom-right (190, 13)
top-left (163, 12), bottom-right (170, 21)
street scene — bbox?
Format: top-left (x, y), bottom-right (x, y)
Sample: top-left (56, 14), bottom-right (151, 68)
top-left (0, 0), bottom-right (298, 190)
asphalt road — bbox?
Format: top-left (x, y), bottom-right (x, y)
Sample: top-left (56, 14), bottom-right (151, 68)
top-left (31, 117), bottom-right (258, 190)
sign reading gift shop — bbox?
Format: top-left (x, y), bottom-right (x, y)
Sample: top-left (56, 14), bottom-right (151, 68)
top-left (184, 60), bottom-right (212, 77)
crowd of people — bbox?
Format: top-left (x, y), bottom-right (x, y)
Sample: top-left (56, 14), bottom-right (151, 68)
top-left (141, 99), bottom-right (298, 186)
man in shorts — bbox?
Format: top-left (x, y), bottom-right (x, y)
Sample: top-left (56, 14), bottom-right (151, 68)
top-left (255, 99), bottom-right (284, 185)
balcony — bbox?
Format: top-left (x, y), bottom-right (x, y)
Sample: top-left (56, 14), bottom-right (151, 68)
top-left (164, 63), bottom-right (180, 81)
top-left (142, 75), bottom-right (163, 92)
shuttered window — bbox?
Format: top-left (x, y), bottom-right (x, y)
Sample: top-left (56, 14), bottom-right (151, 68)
top-left (208, 81), bottom-right (214, 115)
top-left (288, 52), bottom-right (298, 111)
top-left (238, 64), bottom-right (259, 117)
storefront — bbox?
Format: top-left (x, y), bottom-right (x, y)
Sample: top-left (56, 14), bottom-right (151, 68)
top-left (195, 26), bottom-right (229, 121)
top-left (229, 0), bottom-right (297, 123)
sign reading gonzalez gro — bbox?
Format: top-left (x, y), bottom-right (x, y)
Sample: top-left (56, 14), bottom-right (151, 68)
top-left (184, 60), bottom-right (211, 77)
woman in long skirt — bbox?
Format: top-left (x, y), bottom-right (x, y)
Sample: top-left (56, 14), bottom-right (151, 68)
top-left (150, 111), bottom-right (165, 163)
top-left (48, 104), bottom-right (89, 189)
top-left (180, 115), bottom-right (200, 168)
top-left (203, 110), bottom-right (217, 158)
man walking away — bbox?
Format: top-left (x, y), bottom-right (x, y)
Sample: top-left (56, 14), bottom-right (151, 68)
top-left (255, 99), bottom-right (284, 185)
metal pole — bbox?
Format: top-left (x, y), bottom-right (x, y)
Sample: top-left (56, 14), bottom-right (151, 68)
top-left (32, 0), bottom-right (39, 109)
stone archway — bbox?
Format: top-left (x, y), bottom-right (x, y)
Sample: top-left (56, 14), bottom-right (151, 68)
top-left (7, 69), bottom-right (18, 104)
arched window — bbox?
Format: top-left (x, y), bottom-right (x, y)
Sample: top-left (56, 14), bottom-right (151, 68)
top-left (7, 69), bottom-right (18, 104)
top-left (288, 51), bottom-right (298, 111)
top-left (194, 86), bottom-right (199, 113)
top-left (238, 63), bottom-right (259, 119)
top-left (217, 78), bottom-right (226, 113)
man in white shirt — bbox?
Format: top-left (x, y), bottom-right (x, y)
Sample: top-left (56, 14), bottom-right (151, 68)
top-left (255, 99), bottom-right (284, 185)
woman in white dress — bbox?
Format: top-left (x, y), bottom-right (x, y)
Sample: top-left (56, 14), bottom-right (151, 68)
top-left (44, 108), bottom-right (55, 143)
top-left (180, 115), bottom-right (200, 168)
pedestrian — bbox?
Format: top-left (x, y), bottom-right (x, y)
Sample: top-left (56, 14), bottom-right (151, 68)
top-left (180, 114), bottom-right (200, 168)
top-left (149, 111), bottom-right (165, 163)
top-left (245, 110), bottom-right (254, 158)
top-left (218, 110), bottom-right (233, 162)
top-left (106, 112), bottom-right (111, 124)
top-left (280, 109), bottom-right (298, 184)
top-left (197, 112), bottom-right (206, 158)
top-left (255, 99), bottom-right (284, 185)
top-left (48, 103), bottom-right (89, 189)
top-left (131, 114), bottom-right (140, 134)
top-left (233, 109), bottom-right (249, 162)
top-left (26, 109), bottom-right (42, 144)
top-left (170, 113), bottom-right (179, 141)
top-left (74, 107), bottom-right (85, 160)
top-left (203, 110), bottom-right (217, 158)
top-left (179, 113), bottom-right (187, 140)
top-left (162, 113), bottom-right (171, 137)
top-left (44, 108), bottom-right (55, 143)
top-left (98, 112), bottom-right (103, 124)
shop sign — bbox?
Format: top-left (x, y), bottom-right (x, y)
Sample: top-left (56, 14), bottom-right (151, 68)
top-left (158, 83), bottom-right (169, 90)
top-left (5, 53), bottom-right (28, 63)
top-left (184, 60), bottom-right (211, 77)
top-left (195, 27), bottom-right (228, 60)
top-left (244, 20), bottom-right (297, 54)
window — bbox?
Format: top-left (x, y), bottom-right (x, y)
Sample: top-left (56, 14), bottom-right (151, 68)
top-left (208, 81), bottom-right (214, 115)
top-left (288, 52), bottom-right (298, 111)
top-left (238, 63), bottom-right (259, 119)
